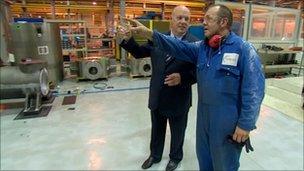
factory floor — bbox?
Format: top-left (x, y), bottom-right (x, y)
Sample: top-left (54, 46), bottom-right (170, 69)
top-left (1, 76), bottom-right (303, 170)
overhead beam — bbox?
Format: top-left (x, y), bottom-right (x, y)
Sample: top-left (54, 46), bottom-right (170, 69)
top-left (10, 1), bottom-right (205, 19)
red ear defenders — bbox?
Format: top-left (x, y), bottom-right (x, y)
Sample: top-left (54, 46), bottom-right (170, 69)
top-left (207, 35), bottom-right (222, 49)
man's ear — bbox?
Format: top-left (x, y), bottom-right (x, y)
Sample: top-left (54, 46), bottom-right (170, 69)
top-left (220, 17), bottom-right (228, 28)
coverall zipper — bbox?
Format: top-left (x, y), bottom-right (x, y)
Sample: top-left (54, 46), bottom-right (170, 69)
top-left (207, 49), bottom-right (212, 67)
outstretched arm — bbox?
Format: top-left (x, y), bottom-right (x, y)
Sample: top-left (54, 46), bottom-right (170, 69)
top-left (152, 31), bottom-right (200, 64)
top-left (120, 37), bottom-right (152, 58)
top-left (117, 24), bottom-right (152, 58)
top-left (120, 18), bottom-right (201, 64)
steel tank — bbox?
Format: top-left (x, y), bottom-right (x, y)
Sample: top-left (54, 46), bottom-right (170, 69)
top-left (0, 66), bottom-right (49, 99)
top-left (10, 22), bottom-right (63, 85)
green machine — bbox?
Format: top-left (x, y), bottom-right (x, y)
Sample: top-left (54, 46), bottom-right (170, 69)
top-left (134, 20), bottom-right (170, 44)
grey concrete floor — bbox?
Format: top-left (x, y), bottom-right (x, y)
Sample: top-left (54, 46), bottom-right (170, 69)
top-left (1, 77), bottom-right (303, 170)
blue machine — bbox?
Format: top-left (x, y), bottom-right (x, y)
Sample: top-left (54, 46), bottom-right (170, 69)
top-left (189, 25), bottom-right (205, 40)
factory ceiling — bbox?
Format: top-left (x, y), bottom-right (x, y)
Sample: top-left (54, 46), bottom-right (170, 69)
top-left (3, 0), bottom-right (303, 18)
top-left (7, 0), bottom-right (302, 9)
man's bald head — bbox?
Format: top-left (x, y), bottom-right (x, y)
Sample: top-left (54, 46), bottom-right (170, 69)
top-left (172, 5), bottom-right (190, 17)
top-left (171, 5), bottom-right (191, 37)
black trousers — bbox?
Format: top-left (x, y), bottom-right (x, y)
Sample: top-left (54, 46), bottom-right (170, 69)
top-left (149, 109), bottom-right (189, 162)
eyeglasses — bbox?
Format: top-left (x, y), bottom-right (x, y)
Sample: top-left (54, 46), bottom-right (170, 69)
top-left (203, 15), bottom-right (219, 23)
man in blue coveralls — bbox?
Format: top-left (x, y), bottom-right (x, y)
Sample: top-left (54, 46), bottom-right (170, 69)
top-left (119, 4), bottom-right (265, 171)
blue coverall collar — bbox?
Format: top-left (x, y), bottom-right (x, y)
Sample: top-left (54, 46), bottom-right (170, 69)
top-left (223, 32), bottom-right (237, 45)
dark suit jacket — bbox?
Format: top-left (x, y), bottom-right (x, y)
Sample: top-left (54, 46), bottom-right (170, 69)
top-left (120, 31), bottom-right (198, 117)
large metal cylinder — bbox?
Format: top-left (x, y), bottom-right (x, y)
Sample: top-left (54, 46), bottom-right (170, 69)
top-left (0, 66), bottom-right (49, 99)
top-left (10, 22), bottom-right (63, 85)
top-left (129, 57), bottom-right (152, 77)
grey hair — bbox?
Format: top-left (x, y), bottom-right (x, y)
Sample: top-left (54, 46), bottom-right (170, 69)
top-left (207, 4), bottom-right (233, 27)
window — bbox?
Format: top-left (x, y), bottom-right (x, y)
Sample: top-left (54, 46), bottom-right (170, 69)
top-left (273, 13), bottom-right (296, 40)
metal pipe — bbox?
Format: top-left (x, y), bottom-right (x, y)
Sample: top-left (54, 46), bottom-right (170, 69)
top-left (11, 1), bottom-right (205, 10)
top-left (0, 1), bottom-right (13, 64)
top-left (21, 0), bottom-right (27, 17)
top-left (51, 0), bottom-right (55, 19)
top-left (119, 0), bottom-right (127, 65)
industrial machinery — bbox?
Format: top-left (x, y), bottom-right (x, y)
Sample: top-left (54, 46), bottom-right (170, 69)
top-left (77, 57), bottom-right (110, 80)
top-left (257, 47), bottom-right (300, 77)
top-left (10, 19), bottom-right (63, 85)
top-left (128, 57), bottom-right (152, 77)
top-left (125, 20), bottom-right (168, 77)
top-left (0, 60), bottom-right (49, 113)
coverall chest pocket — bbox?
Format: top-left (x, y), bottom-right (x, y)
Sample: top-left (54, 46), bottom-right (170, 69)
top-left (217, 66), bottom-right (240, 94)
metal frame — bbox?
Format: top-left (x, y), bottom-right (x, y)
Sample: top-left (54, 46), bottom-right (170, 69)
top-left (45, 19), bottom-right (87, 57)
top-left (296, 18), bottom-right (303, 76)
top-left (248, 4), bottom-right (300, 44)
top-left (214, 1), bottom-right (301, 46)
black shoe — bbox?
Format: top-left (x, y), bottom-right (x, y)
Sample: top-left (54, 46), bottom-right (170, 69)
top-left (166, 160), bottom-right (179, 171)
top-left (141, 156), bottom-right (160, 169)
